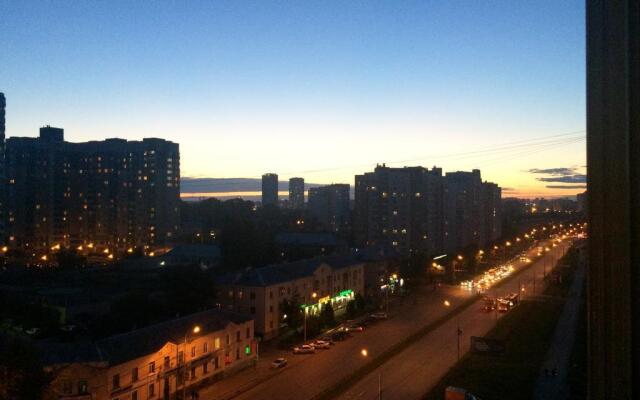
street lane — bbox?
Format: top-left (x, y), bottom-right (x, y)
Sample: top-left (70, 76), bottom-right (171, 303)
top-left (336, 238), bottom-right (572, 400)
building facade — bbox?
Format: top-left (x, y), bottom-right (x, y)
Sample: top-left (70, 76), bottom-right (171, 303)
top-left (261, 173), bottom-right (278, 207)
top-left (44, 309), bottom-right (254, 400)
top-left (4, 127), bottom-right (180, 258)
top-left (288, 177), bottom-right (304, 210)
top-left (443, 170), bottom-right (484, 252)
top-left (307, 184), bottom-right (350, 233)
top-left (217, 255), bottom-right (365, 340)
top-left (0, 93), bottom-right (5, 246)
top-left (354, 165), bottom-right (502, 257)
top-left (354, 164), bottom-right (444, 256)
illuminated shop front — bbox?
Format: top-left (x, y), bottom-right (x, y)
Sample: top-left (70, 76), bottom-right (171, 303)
top-left (301, 289), bottom-right (355, 315)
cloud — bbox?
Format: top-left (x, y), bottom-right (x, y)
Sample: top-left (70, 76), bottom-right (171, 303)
top-left (538, 174), bottom-right (587, 183)
top-left (528, 166), bottom-right (587, 185)
top-left (545, 184), bottom-right (587, 189)
top-left (528, 167), bottom-right (576, 175)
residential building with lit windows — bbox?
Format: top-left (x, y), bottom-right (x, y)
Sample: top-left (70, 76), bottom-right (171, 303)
top-left (217, 255), bottom-right (365, 340)
top-left (443, 170), bottom-right (484, 252)
top-left (354, 164), bottom-right (444, 256)
top-left (288, 177), bottom-right (305, 209)
top-left (307, 183), bottom-right (350, 233)
top-left (443, 170), bottom-right (502, 250)
top-left (0, 93), bottom-right (5, 246)
top-left (261, 173), bottom-right (278, 206)
top-left (4, 126), bottom-right (179, 259)
top-left (43, 309), bottom-right (254, 400)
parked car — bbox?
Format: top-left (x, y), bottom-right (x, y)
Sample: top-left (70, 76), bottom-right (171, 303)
top-left (345, 324), bottom-right (364, 332)
top-left (313, 340), bottom-right (331, 349)
top-left (331, 331), bottom-right (351, 341)
top-left (318, 336), bottom-right (335, 345)
top-left (271, 358), bottom-right (288, 368)
top-left (293, 344), bottom-right (316, 354)
top-left (371, 312), bottom-right (388, 319)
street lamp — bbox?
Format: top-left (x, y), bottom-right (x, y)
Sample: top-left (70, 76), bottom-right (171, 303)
top-left (304, 292), bottom-right (317, 343)
top-left (443, 300), bottom-right (461, 361)
top-left (181, 325), bottom-right (201, 400)
top-left (360, 349), bottom-right (381, 400)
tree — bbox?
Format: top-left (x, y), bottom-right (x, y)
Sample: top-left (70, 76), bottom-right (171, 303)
top-left (355, 293), bottom-right (366, 312)
top-left (319, 303), bottom-right (335, 328)
top-left (346, 300), bottom-right (357, 319)
top-left (280, 296), bottom-right (303, 331)
top-left (0, 335), bottom-right (50, 400)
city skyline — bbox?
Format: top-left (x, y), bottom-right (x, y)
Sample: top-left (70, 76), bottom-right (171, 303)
top-left (0, 1), bottom-right (585, 197)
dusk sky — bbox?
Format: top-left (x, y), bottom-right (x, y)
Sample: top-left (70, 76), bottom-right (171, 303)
top-left (0, 0), bottom-right (585, 198)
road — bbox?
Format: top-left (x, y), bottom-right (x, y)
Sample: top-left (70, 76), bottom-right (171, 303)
top-left (336, 238), bottom-right (572, 400)
top-left (201, 237), bottom-right (571, 400)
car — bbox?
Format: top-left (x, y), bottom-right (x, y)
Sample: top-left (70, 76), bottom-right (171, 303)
top-left (271, 358), bottom-right (288, 368)
top-left (318, 336), bottom-right (335, 345)
top-left (293, 344), bottom-right (316, 354)
top-left (313, 340), bottom-right (331, 349)
top-left (371, 312), bottom-right (388, 319)
top-left (345, 324), bottom-right (364, 332)
top-left (331, 331), bottom-right (351, 341)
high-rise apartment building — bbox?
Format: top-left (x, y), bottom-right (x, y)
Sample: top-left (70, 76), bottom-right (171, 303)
top-left (308, 184), bottom-right (351, 233)
top-left (4, 127), bottom-right (180, 257)
top-left (354, 164), bottom-right (501, 256)
top-left (0, 93), bottom-right (5, 245)
top-left (481, 181), bottom-right (502, 245)
top-left (261, 173), bottom-right (278, 206)
top-left (354, 165), bottom-right (444, 256)
top-left (443, 170), bottom-right (484, 252)
top-left (288, 177), bottom-right (305, 209)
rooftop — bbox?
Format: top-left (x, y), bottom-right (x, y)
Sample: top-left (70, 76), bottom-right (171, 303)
top-left (218, 255), bottom-right (362, 287)
top-left (39, 308), bottom-right (251, 366)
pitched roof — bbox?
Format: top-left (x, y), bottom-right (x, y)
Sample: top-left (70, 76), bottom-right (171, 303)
top-left (217, 255), bottom-right (362, 287)
top-left (39, 309), bottom-right (250, 366)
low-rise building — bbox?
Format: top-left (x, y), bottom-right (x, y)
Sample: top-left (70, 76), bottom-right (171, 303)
top-left (43, 309), bottom-right (254, 400)
top-left (217, 255), bottom-right (365, 340)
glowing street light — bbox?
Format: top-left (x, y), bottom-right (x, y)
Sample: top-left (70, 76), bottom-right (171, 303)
top-left (443, 300), bottom-right (461, 361)
top-left (304, 292), bottom-right (318, 342)
top-left (360, 349), bottom-right (381, 399)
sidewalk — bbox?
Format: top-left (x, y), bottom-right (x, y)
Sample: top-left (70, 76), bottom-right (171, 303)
top-left (533, 261), bottom-right (585, 400)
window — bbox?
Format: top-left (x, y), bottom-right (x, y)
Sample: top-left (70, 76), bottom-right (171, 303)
top-left (132, 390), bottom-right (138, 400)
top-left (178, 351), bottom-right (184, 364)
top-left (112, 374), bottom-right (120, 390)
top-left (269, 291), bottom-right (273, 299)
top-left (148, 383), bottom-right (155, 397)
top-left (269, 305), bottom-right (273, 312)
top-left (236, 331), bottom-right (240, 341)
top-left (191, 346), bottom-right (196, 357)
top-left (214, 357), bottom-right (220, 369)
top-left (215, 337), bottom-right (220, 349)
top-left (62, 380), bottom-right (72, 394)
top-left (204, 342), bottom-right (208, 353)
top-left (149, 361), bottom-right (155, 373)
top-left (164, 356), bottom-right (170, 369)
top-left (250, 306), bottom-right (256, 314)
top-left (250, 292), bottom-right (256, 300)
top-left (236, 348), bottom-right (240, 360)
top-left (78, 380), bottom-right (88, 394)
top-left (132, 367), bottom-right (138, 382)
top-left (203, 362), bottom-right (208, 374)
top-left (270, 320), bottom-right (274, 328)
top-left (226, 334), bottom-right (230, 345)
top-left (246, 327), bottom-right (251, 338)
top-left (190, 367), bottom-right (196, 380)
